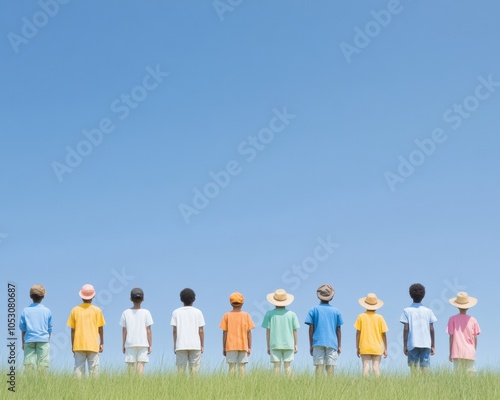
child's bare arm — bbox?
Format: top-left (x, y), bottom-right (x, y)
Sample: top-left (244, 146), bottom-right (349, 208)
top-left (21, 331), bottom-right (25, 351)
top-left (98, 326), bottom-right (104, 353)
top-left (382, 332), bottom-right (388, 358)
top-left (429, 323), bottom-right (435, 355)
top-left (199, 327), bottom-right (204, 353)
top-left (355, 330), bottom-right (360, 357)
top-left (122, 327), bottom-right (127, 354)
top-left (336, 326), bottom-right (342, 354)
top-left (266, 329), bottom-right (271, 355)
top-left (308, 324), bottom-right (314, 356)
top-left (403, 323), bottom-right (409, 355)
top-left (474, 334), bottom-right (478, 349)
top-left (448, 334), bottom-right (453, 361)
top-left (147, 325), bottom-right (152, 354)
top-left (247, 330), bottom-right (252, 355)
top-left (71, 328), bottom-right (75, 353)
top-left (293, 329), bottom-right (298, 354)
top-left (172, 326), bottom-right (177, 353)
top-left (222, 330), bottom-right (227, 356)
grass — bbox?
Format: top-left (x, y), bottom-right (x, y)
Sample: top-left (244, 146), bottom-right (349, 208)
top-left (5, 369), bottom-right (500, 399)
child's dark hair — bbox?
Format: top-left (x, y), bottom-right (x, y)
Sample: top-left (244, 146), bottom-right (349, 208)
top-left (180, 288), bottom-right (196, 305)
top-left (409, 283), bottom-right (425, 303)
top-left (30, 294), bottom-right (43, 303)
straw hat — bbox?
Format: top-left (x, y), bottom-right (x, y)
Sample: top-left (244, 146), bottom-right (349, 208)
top-left (358, 293), bottom-right (384, 310)
top-left (449, 292), bottom-right (477, 309)
top-left (267, 289), bottom-right (294, 306)
top-left (317, 284), bottom-right (335, 301)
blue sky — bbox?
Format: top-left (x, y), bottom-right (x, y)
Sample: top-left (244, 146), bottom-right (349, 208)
top-left (1, 1), bottom-right (500, 373)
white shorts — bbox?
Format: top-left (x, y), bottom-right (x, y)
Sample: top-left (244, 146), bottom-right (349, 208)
top-left (226, 351), bottom-right (248, 364)
top-left (124, 347), bottom-right (149, 363)
top-left (312, 347), bottom-right (338, 366)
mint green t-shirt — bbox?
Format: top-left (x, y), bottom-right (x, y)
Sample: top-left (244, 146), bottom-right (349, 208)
top-left (262, 308), bottom-right (300, 350)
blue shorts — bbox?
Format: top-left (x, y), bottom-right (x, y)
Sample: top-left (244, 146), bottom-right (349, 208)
top-left (407, 347), bottom-right (430, 367)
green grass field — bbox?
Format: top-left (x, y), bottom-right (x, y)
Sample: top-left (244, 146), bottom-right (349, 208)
top-left (5, 369), bottom-right (500, 400)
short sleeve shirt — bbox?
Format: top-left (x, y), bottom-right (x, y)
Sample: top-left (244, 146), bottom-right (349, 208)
top-left (261, 308), bottom-right (299, 351)
top-left (305, 303), bottom-right (343, 350)
top-left (19, 303), bottom-right (53, 343)
top-left (119, 308), bottom-right (154, 348)
top-left (400, 303), bottom-right (437, 350)
top-left (67, 303), bottom-right (105, 352)
top-left (446, 314), bottom-right (480, 360)
top-left (354, 311), bottom-right (388, 355)
top-left (219, 310), bottom-right (255, 351)
top-left (171, 306), bottom-right (205, 351)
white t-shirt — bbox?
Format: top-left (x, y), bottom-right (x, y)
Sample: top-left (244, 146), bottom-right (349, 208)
top-left (119, 308), bottom-right (154, 348)
top-left (170, 306), bottom-right (205, 350)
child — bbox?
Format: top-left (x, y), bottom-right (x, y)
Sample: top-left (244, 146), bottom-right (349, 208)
top-left (305, 284), bottom-right (343, 376)
top-left (170, 288), bottom-right (205, 375)
top-left (66, 284), bottom-right (105, 377)
top-left (19, 284), bottom-right (53, 373)
top-left (262, 289), bottom-right (299, 376)
top-left (119, 288), bottom-right (153, 375)
top-left (400, 283), bottom-right (437, 372)
top-left (219, 292), bottom-right (255, 374)
top-left (354, 293), bottom-right (388, 377)
top-left (446, 292), bottom-right (480, 374)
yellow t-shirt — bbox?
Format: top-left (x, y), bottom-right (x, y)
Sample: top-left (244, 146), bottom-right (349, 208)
top-left (67, 303), bottom-right (105, 352)
top-left (354, 311), bottom-right (388, 355)
top-left (219, 310), bottom-right (255, 352)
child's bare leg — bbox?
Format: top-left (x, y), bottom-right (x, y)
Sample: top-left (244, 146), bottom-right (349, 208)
top-left (137, 362), bottom-right (145, 375)
top-left (228, 363), bottom-right (236, 374)
top-left (284, 362), bottom-right (292, 377)
top-left (372, 356), bottom-right (381, 377)
top-left (273, 362), bottom-right (281, 375)
top-left (238, 363), bottom-right (246, 374)
top-left (315, 364), bottom-right (324, 376)
top-left (127, 363), bottom-right (135, 374)
top-left (325, 365), bottom-right (334, 376)
top-left (361, 355), bottom-right (371, 377)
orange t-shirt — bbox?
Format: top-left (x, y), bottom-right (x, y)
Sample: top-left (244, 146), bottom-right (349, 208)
top-left (219, 310), bottom-right (255, 351)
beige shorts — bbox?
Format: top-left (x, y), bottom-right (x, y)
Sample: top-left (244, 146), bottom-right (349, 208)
top-left (226, 350), bottom-right (248, 364)
top-left (176, 350), bottom-right (202, 368)
top-left (270, 349), bottom-right (294, 363)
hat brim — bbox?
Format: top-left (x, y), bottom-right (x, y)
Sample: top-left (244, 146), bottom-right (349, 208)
top-left (358, 297), bottom-right (384, 310)
top-left (318, 294), bottom-right (334, 301)
top-left (79, 290), bottom-right (95, 300)
top-left (267, 292), bottom-right (294, 307)
top-left (449, 297), bottom-right (477, 309)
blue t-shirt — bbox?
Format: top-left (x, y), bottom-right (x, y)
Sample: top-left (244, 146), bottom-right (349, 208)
top-left (400, 303), bottom-right (437, 351)
top-left (305, 303), bottom-right (343, 350)
top-left (19, 303), bottom-right (52, 343)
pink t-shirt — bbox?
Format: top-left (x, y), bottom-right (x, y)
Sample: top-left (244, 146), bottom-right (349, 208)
top-left (446, 314), bottom-right (480, 360)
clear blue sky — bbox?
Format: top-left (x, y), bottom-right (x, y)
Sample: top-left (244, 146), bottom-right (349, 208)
top-left (2, 1), bottom-right (500, 373)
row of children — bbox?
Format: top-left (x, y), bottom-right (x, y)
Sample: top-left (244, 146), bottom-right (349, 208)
top-left (19, 282), bottom-right (480, 377)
